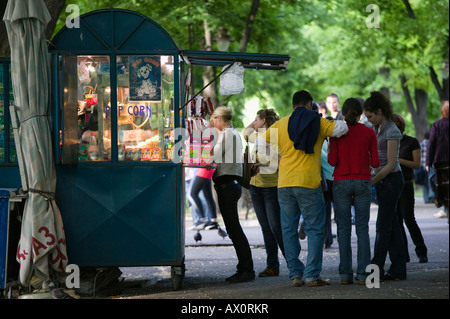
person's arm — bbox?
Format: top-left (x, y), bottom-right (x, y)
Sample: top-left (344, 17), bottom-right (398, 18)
top-left (370, 132), bottom-right (380, 168)
top-left (331, 120), bottom-right (348, 138)
top-left (327, 137), bottom-right (338, 167)
top-left (399, 148), bottom-right (421, 169)
top-left (371, 139), bottom-right (398, 185)
top-left (243, 122), bottom-right (255, 142)
top-left (211, 130), bottom-right (225, 163)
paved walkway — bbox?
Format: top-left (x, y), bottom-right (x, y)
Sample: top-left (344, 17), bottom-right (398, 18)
top-left (112, 199), bottom-right (448, 301)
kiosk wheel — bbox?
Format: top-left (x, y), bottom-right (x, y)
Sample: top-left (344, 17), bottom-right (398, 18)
top-left (171, 259), bottom-right (185, 290)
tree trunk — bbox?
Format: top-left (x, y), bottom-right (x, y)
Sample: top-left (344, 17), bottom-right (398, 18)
top-left (0, 0), bottom-right (8, 57)
top-left (430, 66), bottom-right (449, 102)
top-left (240, 0), bottom-right (260, 53)
top-left (201, 19), bottom-right (218, 106)
top-left (414, 88), bottom-right (429, 139)
top-left (379, 67), bottom-right (390, 100)
top-left (199, 0), bottom-right (261, 105)
top-left (0, 0), bottom-right (66, 57)
top-left (402, 0), bottom-right (416, 19)
top-left (400, 74), bottom-right (429, 139)
top-left (429, 38), bottom-right (449, 102)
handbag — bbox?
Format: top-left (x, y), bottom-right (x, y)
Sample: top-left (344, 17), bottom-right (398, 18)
top-left (242, 144), bottom-right (260, 189)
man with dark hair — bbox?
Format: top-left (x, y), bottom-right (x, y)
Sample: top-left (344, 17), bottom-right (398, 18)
top-left (258, 90), bottom-right (348, 287)
top-left (326, 93), bottom-right (343, 120)
top-left (292, 90), bottom-right (313, 108)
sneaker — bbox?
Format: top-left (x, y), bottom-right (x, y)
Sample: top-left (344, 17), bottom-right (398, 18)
top-left (226, 271), bottom-right (255, 283)
top-left (204, 221), bottom-right (219, 230)
top-left (298, 221), bottom-right (306, 240)
top-left (433, 209), bottom-right (448, 218)
top-left (291, 276), bottom-right (303, 287)
top-left (258, 267), bottom-right (279, 277)
top-left (194, 221), bottom-right (208, 230)
top-left (340, 279), bottom-right (353, 285)
top-left (305, 278), bottom-right (330, 287)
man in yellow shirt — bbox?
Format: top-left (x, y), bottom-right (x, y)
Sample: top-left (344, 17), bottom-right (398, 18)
top-left (258, 90), bottom-right (348, 287)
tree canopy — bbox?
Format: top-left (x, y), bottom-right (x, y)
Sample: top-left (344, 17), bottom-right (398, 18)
top-left (3, 0), bottom-right (448, 136)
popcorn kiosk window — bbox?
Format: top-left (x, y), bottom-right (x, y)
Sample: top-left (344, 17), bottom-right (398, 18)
top-left (115, 55), bottom-right (175, 162)
top-left (71, 55), bottom-right (112, 162)
top-left (63, 55), bottom-right (175, 163)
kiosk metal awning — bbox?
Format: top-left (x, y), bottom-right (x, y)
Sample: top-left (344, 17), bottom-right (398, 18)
top-left (181, 50), bottom-right (290, 71)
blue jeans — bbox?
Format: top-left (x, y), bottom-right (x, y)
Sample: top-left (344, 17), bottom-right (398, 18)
top-left (372, 171), bottom-right (407, 280)
top-left (190, 175), bottom-right (217, 220)
top-left (250, 186), bottom-right (285, 271)
top-left (278, 186), bottom-right (325, 282)
top-left (333, 179), bottom-right (372, 281)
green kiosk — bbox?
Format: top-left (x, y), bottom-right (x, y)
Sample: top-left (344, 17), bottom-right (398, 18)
top-left (1, 8), bottom-right (289, 290)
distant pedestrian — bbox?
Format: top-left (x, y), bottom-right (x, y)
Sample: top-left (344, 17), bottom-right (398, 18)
top-left (318, 101), bottom-right (328, 118)
top-left (426, 100), bottom-right (449, 221)
top-left (393, 114), bottom-right (428, 263)
top-left (416, 132), bottom-right (434, 203)
top-left (363, 91), bottom-right (407, 281)
top-left (190, 168), bottom-right (220, 230)
top-left (326, 93), bottom-right (344, 120)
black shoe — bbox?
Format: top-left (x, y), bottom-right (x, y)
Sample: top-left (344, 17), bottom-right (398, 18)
top-left (226, 271), bottom-right (255, 283)
top-left (384, 272), bottom-right (405, 281)
top-left (419, 256), bottom-right (428, 263)
top-left (298, 222), bottom-right (306, 240)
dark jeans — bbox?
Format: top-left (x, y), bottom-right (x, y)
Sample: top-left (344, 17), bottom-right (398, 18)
top-left (372, 171), bottom-right (407, 280)
top-left (190, 175), bottom-right (217, 220)
top-left (214, 179), bottom-right (253, 273)
top-left (249, 185), bottom-right (285, 270)
top-left (397, 181), bottom-right (427, 260)
top-left (323, 179), bottom-right (334, 248)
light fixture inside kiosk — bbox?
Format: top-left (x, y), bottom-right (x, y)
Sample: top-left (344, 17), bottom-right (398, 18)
top-left (73, 55), bottom-right (175, 162)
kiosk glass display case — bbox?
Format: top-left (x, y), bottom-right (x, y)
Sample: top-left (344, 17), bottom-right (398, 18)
top-left (62, 54), bottom-right (176, 163)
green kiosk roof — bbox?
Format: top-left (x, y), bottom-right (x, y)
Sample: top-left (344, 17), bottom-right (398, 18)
top-left (181, 50), bottom-right (290, 71)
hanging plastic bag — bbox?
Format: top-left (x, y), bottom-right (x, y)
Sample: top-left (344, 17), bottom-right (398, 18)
top-left (219, 63), bottom-right (244, 95)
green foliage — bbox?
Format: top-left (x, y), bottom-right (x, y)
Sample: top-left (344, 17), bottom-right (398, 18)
top-left (54, 0), bottom-right (449, 132)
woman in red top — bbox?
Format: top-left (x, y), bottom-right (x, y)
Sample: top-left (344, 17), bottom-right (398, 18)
top-left (328, 98), bottom-right (380, 285)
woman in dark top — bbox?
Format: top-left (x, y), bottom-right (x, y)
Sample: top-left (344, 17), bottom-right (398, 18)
top-left (393, 114), bottom-right (428, 263)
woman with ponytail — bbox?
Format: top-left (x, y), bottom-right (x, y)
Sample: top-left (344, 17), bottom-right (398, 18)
top-left (363, 91), bottom-right (407, 281)
top-left (328, 97), bottom-right (380, 284)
